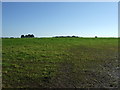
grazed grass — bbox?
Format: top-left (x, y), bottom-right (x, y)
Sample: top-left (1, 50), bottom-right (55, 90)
top-left (2, 38), bottom-right (118, 88)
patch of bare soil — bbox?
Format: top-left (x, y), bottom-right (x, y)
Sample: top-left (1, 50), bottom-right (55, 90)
top-left (50, 61), bottom-right (76, 88)
top-left (49, 46), bottom-right (119, 88)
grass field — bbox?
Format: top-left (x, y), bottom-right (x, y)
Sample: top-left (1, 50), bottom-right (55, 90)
top-left (2, 37), bottom-right (119, 88)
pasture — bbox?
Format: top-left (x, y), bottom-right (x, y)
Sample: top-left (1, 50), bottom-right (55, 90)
top-left (2, 37), bottom-right (118, 88)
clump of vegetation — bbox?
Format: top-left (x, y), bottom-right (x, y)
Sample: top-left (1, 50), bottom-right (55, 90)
top-left (21, 34), bottom-right (34, 38)
top-left (95, 36), bottom-right (97, 38)
top-left (54, 35), bottom-right (79, 38)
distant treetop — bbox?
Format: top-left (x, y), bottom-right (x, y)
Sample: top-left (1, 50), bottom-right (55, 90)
top-left (54, 35), bottom-right (79, 38)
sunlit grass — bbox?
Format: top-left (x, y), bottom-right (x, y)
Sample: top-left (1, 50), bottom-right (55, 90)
top-left (2, 38), bottom-right (118, 88)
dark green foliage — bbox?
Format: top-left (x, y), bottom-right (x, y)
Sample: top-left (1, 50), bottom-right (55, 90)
top-left (54, 35), bottom-right (78, 38)
top-left (21, 34), bottom-right (34, 38)
top-left (21, 35), bottom-right (24, 38)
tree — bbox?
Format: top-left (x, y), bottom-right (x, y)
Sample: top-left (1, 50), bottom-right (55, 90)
top-left (25, 35), bottom-right (28, 38)
top-left (95, 36), bottom-right (97, 38)
top-left (28, 34), bottom-right (31, 37)
top-left (31, 34), bottom-right (34, 37)
top-left (21, 35), bottom-right (24, 38)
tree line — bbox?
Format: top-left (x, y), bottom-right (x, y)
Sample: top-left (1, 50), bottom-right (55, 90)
top-left (21, 34), bottom-right (34, 38)
top-left (20, 34), bottom-right (98, 38)
top-left (54, 35), bottom-right (79, 38)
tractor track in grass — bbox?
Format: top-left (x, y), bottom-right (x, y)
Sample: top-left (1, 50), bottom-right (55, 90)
top-left (50, 61), bottom-right (76, 88)
top-left (50, 45), bottom-right (119, 88)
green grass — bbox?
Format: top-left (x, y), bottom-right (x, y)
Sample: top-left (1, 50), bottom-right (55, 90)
top-left (2, 38), bottom-right (118, 88)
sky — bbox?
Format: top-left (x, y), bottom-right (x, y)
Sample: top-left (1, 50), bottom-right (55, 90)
top-left (2, 2), bottom-right (118, 37)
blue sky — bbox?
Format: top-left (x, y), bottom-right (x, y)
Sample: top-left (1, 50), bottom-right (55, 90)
top-left (2, 2), bottom-right (118, 37)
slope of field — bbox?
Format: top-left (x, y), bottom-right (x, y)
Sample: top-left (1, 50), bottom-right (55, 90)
top-left (2, 38), bottom-right (118, 88)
